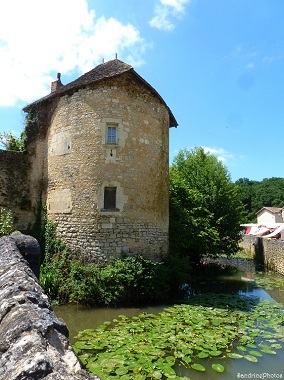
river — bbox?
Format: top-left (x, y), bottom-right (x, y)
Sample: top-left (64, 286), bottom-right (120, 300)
top-left (54, 258), bottom-right (284, 379)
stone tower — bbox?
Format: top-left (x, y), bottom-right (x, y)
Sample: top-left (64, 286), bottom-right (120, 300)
top-left (23, 59), bottom-right (177, 262)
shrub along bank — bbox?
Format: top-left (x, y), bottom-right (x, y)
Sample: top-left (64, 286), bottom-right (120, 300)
top-left (39, 217), bottom-right (191, 307)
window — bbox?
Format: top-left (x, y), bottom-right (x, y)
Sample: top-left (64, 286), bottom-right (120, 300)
top-left (104, 187), bottom-right (117, 209)
top-left (106, 125), bottom-right (117, 144)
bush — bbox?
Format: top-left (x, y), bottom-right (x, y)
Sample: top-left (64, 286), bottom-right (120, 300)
top-left (0, 207), bottom-right (14, 237)
top-left (39, 215), bottom-right (192, 306)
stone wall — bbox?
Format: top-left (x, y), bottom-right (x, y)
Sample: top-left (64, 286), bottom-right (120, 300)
top-left (0, 150), bottom-right (33, 230)
top-left (0, 234), bottom-right (99, 380)
top-left (240, 235), bottom-right (284, 275)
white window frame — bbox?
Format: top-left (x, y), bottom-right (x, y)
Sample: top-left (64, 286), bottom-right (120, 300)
top-left (101, 118), bottom-right (123, 146)
top-left (106, 124), bottom-right (118, 144)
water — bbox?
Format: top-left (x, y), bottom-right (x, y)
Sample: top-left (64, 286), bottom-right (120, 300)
top-left (54, 259), bottom-right (284, 379)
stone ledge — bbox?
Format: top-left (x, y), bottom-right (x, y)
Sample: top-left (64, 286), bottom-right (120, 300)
top-left (0, 235), bottom-right (99, 380)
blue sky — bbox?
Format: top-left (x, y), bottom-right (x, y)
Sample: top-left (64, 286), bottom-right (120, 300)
top-left (0, 0), bottom-right (283, 182)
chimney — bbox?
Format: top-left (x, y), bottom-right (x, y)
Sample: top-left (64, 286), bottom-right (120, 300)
top-left (51, 73), bottom-right (63, 93)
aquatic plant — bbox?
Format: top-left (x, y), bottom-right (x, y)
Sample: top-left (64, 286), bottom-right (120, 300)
top-left (73, 293), bottom-right (284, 379)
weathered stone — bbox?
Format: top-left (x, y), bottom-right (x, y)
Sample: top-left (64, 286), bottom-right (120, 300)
top-left (10, 233), bottom-right (41, 278)
top-left (0, 59), bottom-right (177, 263)
top-left (0, 235), bottom-right (99, 380)
top-left (240, 235), bottom-right (284, 275)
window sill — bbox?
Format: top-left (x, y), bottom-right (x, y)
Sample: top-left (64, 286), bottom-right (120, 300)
top-left (100, 208), bottom-right (120, 212)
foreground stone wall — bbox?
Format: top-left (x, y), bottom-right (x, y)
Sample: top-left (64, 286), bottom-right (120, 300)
top-left (0, 235), bottom-right (98, 380)
top-left (240, 235), bottom-right (284, 275)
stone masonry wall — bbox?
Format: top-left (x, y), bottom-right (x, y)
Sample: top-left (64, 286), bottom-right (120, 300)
top-left (0, 150), bottom-right (33, 230)
top-left (0, 234), bottom-right (98, 380)
top-left (41, 73), bottom-right (170, 262)
top-left (240, 235), bottom-right (284, 275)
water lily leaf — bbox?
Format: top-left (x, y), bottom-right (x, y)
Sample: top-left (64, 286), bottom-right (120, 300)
top-left (198, 351), bottom-right (209, 359)
top-left (237, 345), bottom-right (247, 352)
top-left (249, 350), bottom-right (262, 357)
top-left (244, 355), bottom-right (258, 362)
top-left (271, 343), bottom-right (282, 349)
top-left (209, 350), bottom-right (222, 356)
top-left (163, 366), bottom-right (176, 377)
top-left (73, 341), bottom-right (93, 350)
top-left (227, 353), bottom-right (243, 359)
top-left (246, 344), bottom-right (257, 348)
top-left (212, 363), bottom-right (225, 373)
top-left (191, 363), bottom-right (206, 371)
top-left (260, 348), bottom-right (277, 354)
top-left (182, 356), bottom-right (192, 364)
top-left (116, 367), bottom-right (129, 375)
top-left (151, 371), bottom-right (163, 379)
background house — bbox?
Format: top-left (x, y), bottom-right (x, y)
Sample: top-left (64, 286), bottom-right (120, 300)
top-left (256, 207), bottom-right (283, 225)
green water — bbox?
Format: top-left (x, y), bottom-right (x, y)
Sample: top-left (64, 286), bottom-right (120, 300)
top-left (54, 260), bottom-right (284, 379)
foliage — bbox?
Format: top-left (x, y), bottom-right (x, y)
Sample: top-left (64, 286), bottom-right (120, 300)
top-left (0, 131), bottom-right (25, 151)
top-left (39, 216), bottom-right (188, 306)
top-left (73, 293), bottom-right (284, 379)
top-left (0, 207), bottom-right (14, 237)
top-left (169, 147), bottom-right (244, 262)
top-left (0, 109), bottom-right (38, 152)
top-left (235, 177), bottom-right (284, 222)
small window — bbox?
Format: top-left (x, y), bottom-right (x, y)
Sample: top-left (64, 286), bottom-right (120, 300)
top-left (104, 187), bottom-right (117, 209)
top-left (107, 125), bottom-right (117, 144)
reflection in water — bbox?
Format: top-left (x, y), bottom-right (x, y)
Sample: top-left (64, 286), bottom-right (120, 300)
top-left (54, 304), bottom-right (166, 345)
top-left (54, 261), bottom-right (284, 379)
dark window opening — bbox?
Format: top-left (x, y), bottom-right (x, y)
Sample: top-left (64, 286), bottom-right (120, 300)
top-left (104, 187), bottom-right (116, 209)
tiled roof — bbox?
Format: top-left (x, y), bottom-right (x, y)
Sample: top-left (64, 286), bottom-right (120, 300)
top-left (23, 59), bottom-right (178, 127)
top-left (256, 207), bottom-right (283, 215)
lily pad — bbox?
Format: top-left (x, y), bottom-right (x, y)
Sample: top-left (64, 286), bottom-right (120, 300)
top-left (209, 350), bottom-right (222, 356)
top-left (271, 343), bottom-right (282, 349)
top-left (249, 350), bottom-right (262, 357)
top-left (198, 351), bottom-right (209, 359)
top-left (236, 345), bottom-right (247, 352)
top-left (244, 355), bottom-right (258, 362)
top-left (227, 353), bottom-right (243, 359)
top-left (212, 363), bottom-right (225, 373)
top-left (191, 363), bottom-right (206, 371)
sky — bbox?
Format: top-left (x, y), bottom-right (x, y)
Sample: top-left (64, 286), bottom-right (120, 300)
top-left (0, 0), bottom-right (284, 182)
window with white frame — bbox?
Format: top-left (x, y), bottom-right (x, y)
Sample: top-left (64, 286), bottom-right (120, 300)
top-left (106, 124), bottom-right (118, 144)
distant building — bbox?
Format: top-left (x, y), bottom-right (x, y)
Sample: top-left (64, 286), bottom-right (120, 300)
top-left (0, 59), bottom-right (177, 262)
top-left (256, 207), bottom-right (283, 225)
top-left (241, 207), bottom-right (284, 240)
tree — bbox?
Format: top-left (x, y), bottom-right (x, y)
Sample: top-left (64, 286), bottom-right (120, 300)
top-left (0, 132), bottom-right (25, 151)
top-left (235, 177), bottom-right (284, 222)
top-left (169, 147), bottom-right (244, 262)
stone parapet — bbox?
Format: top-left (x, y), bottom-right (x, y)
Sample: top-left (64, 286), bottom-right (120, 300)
top-left (0, 235), bottom-right (99, 380)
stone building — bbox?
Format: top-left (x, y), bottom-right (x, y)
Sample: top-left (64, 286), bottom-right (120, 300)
top-left (0, 59), bottom-right (177, 262)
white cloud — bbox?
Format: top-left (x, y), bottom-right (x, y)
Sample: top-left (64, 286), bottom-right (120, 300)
top-left (0, 0), bottom-right (146, 107)
top-left (161, 0), bottom-right (189, 13)
top-left (202, 146), bottom-right (234, 163)
top-left (149, 0), bottom-right (190, 31)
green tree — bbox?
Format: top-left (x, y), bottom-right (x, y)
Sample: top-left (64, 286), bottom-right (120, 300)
top-left (0, 131), bottom-right (25, 151)
top-left (170, 147), bottom-right (244, 262)
top-left (235, 177), bottom-right (284, 222)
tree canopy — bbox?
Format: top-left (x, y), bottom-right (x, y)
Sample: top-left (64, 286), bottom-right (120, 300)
top-left (235, 177), bottom-right (284, 222)
top-left (0, 132), bottom-right (25, 151)
top-left (169, 147), bottom-right (244, 262)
